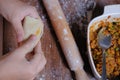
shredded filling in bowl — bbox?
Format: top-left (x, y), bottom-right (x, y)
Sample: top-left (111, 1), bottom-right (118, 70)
top-left (90, 20), bottom-right (120, 79)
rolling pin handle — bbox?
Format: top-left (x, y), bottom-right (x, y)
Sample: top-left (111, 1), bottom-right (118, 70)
top-left (75, 68), bottom-right (90, 80)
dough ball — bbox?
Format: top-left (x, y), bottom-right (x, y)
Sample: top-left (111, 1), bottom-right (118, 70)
top-left (23, 16), bottom-right (44, 45)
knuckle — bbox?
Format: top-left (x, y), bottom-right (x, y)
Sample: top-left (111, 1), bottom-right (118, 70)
top-left (31, 6), bottom-right (36, 10)
top-left (29, 6), bottom-right (36, 11)
top-left (24, 44), bottom-right (30, 49)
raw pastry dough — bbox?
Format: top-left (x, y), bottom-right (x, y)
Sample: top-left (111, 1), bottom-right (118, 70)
top-left (23, 16), bottom-right (44, 44)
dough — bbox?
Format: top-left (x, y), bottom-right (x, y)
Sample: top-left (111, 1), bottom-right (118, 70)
top-left (23, 16), bottom-right (44, 44)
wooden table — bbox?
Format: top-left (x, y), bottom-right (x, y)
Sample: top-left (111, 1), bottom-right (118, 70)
top-left (0, 16), bottom-right (3, 56)
top-left (0, 0), bottom-right (120, 80)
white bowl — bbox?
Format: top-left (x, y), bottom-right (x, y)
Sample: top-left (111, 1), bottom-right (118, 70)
top-left (87, 4), bottom-right (120, 79)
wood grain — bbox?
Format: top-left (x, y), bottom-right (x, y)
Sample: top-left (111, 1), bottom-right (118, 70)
top-left (3, 20), bottom-right (17, 54)
top-left (0, 16), bottom-right (3, 56)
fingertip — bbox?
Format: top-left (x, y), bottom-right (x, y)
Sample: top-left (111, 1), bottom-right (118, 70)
top-left (36, 41), bottom-right (41, 48)
top-left (17, 33), bottom-right (24, 42)
top-left (16, 35), bottom-right (37, 57)
top-left (34, 41), bottom-right (43, 55)
top-left (43, 56), bottom-right (47, 65)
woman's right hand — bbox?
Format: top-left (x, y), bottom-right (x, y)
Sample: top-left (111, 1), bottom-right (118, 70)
top-left (0, 35), bottom-right (46, 80)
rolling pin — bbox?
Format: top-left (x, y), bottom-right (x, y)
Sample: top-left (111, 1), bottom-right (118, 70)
top-left (43, 0), bottom-right (89, 80)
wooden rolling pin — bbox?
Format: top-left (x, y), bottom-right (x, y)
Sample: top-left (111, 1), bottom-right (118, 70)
top-left (43, 0), bottom-right (89, 80)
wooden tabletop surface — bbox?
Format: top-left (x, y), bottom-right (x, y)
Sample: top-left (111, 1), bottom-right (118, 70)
top-left (0, 0), bottom-right (120, 80)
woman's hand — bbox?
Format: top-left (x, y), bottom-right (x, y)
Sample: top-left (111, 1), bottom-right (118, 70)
top-left (0, 0), bottom-right (40, 42)
top-left (0, 35), bottom-right (46, 80)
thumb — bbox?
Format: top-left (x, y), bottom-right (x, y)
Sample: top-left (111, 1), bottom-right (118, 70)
top-left (13, 35), bottom-right (37, 57)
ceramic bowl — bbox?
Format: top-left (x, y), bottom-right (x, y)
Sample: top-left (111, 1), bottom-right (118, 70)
top-left (87, 4), bottom-right (120, 79)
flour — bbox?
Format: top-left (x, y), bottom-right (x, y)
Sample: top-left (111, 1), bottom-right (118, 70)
top-left (63, 28), bottom-right (68, 35)
top-left (52, 75), bottom-right (56, 78)
top-left (64, 37), bottom-right (69, 40)
top-left (39, 78), bottom-right (44, 80)
top-left (39, 74), bottom-right (45, 80)
top-left (41, 16), bottom-right (45, 20)
top-left (49, 44), bottom-right (52, 48)
top-left (58, 16), bottom-right (63, 19)
top-left (76, 60), bottom-right (79, 64)
top-left (67, 49), bottom-right (72, 58)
